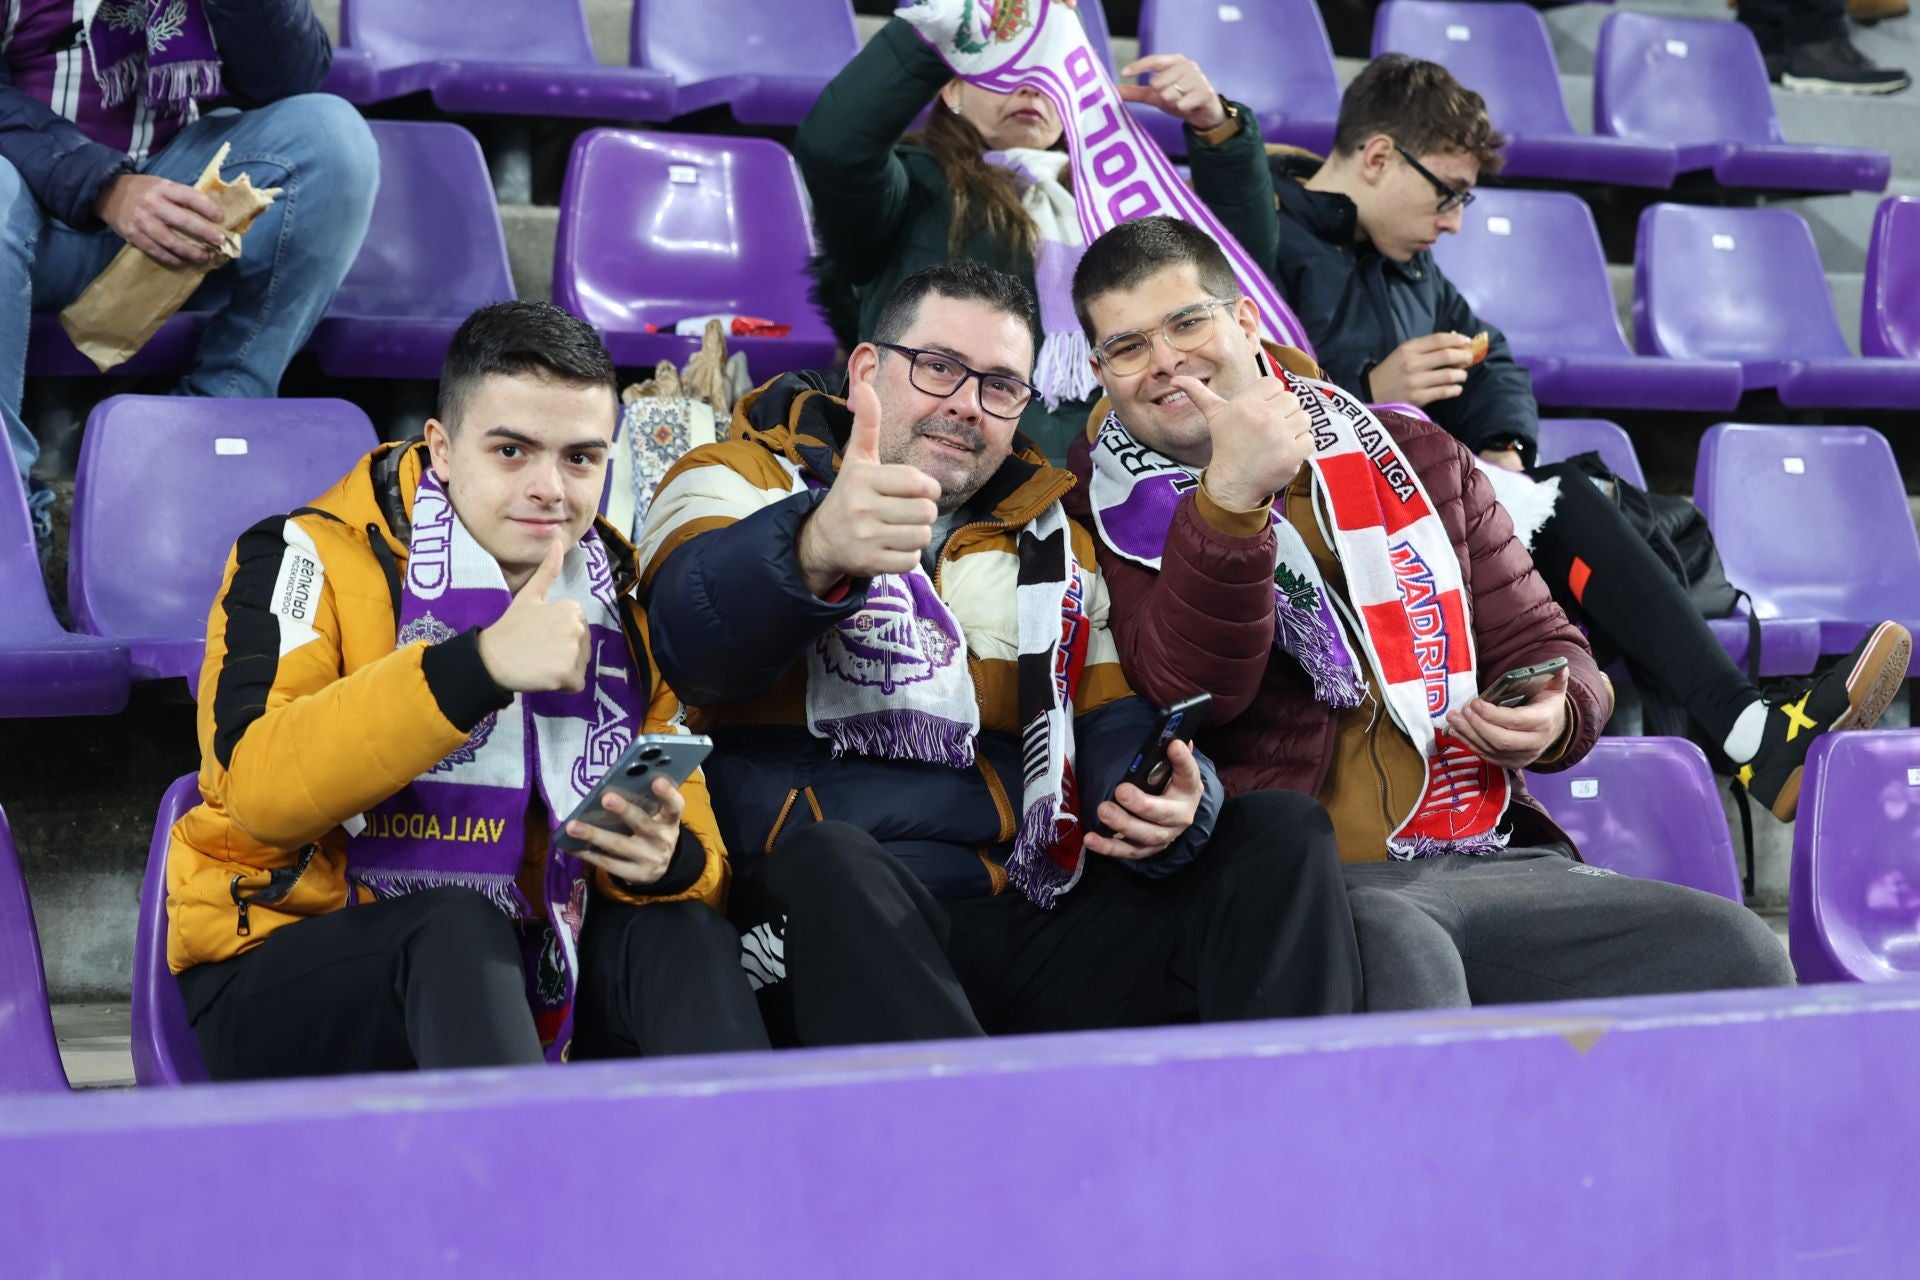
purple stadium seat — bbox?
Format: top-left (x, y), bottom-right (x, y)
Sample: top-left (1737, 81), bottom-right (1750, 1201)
top-left (0, 806), bottom-right (67, 1092)
top-left (1636, 204), bottom-right (1920, 409)
top-left (1138, 0), bottom-right (1341, 156)
top-left (1431, 190), bottom-right (1742, 410)
top-left (1862, 195), bottom-right (1920, 360)
top-left (631, 0), bottom-right (859, 126)
top-left (1534, 418), bottom-right (1646, 489)
top-left (335, 0), bottom-right (682, 119)
top-left (1526, 738), bottom-right (1743, 901)
top-left (1595, 12), bottom-right (1889, 195)
top-left (133, 775), bottom-right (208, 1086)
top-left (0, 469), bottom-right (129, 718)
top-left (1694, 423), bottom-right (1920, 665)
top-left (1371, 2), bottom-right (1691, 189)
top-left (554, 130), bottom-right (838, 379)
top-left (308, 122), bottom-right (515, 380)
top-left (67, 397), bottom-right (379, 687)
top-left (25, 312), bottom-right (206, 377)
top-left (1789, 731), bottom-right (1920, 984)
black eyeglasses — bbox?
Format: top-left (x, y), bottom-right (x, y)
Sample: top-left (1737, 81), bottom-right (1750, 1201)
top-left (875, 343), bottom-right (1037, 420)
top-left (1393, 143), bottom-right (1476, 215)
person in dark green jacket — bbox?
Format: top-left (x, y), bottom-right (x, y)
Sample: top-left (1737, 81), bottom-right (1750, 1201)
top-left (795, 6), bottom-right (1264, 462)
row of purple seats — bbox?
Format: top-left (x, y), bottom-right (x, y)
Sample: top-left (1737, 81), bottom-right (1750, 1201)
top-left (0, 806), bottom-right (66, 1092)
top-left (1636, 205), bottom-right (1920, 409)
top-left (99, 730), bottom-right (1920, 1092)
top-left (1434, 190), bottom-right (1920, 412)
top-left (329, 0), bottom-right (861, 128)
top-left (1374, 2), bottom-right (1887, 194)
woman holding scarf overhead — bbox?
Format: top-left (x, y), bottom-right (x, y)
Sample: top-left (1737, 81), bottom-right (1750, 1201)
top-left (797, 2), bottom-right (1260, 462)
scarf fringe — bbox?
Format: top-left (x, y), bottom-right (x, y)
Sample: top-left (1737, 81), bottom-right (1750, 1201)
top-left (353, 870), bottom-right (529, 916)
top-left (1005, 798), bottom-right (1076, 910)
top-left (93, 56), bottom-right (144, 108)
top-left (1274, 596), bottom-right (1366, 709)
top-left (147, 60), bottom-right (221, 114)
top-left (818, 709), bottom-right (979, 769)
top-left (1387, 830), bottom-right (1512, 861)
top-left (1033, 328), bottom-right (1100, 412)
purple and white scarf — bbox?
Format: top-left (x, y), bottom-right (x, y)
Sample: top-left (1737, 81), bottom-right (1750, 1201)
top-left (900, 0), bottom-right (1315, 354)
top-left (85, 0), bottom-right (221, 116)
top-left (344, 470), bottom-right (639, 1059)
top-left (985, 147), bottom-right (1098, 411)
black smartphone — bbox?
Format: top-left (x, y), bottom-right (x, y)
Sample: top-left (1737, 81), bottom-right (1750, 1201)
top-left (1481, 657), bottom-right (1570, 708)
top-left (1093, 693), bottom-right (1212, 836)
top-left (554, 733), bottom-right (714, 852)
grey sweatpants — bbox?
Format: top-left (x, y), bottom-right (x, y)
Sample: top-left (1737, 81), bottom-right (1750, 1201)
top-left (1342, 847), bottom-right (1796, 1011)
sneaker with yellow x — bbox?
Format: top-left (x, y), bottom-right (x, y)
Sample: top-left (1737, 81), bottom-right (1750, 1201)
top-left (1737, 621), bottom-right (1912, 821)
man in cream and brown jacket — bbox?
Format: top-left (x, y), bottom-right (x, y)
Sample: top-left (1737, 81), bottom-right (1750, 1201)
top-left (168, 301), bottom-right (766, 1078)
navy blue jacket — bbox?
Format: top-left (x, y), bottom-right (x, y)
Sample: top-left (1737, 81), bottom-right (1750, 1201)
top-left (0, 0), bottom-right (332, 229)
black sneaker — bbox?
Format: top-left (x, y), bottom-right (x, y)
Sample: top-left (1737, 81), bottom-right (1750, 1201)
top-left (1781, 36), bottom-right (1912, 94)
top-left (1738, 621), bottom-right (1913, 820)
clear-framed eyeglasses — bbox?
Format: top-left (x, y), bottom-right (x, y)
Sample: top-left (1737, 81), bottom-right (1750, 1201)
top-left (874, 343), bottom-right (1038, 420)
top-left (1094, 299), bottom-right (1236, 377)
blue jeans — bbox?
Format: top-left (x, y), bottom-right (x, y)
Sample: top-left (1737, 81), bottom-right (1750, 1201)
top-left (1, 93), bottom-right (379, 540)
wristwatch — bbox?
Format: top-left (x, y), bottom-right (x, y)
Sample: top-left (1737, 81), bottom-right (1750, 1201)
top-left (1192, 100), bottom-right (1242, 146)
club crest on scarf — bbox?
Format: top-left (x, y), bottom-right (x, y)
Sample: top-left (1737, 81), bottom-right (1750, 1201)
top-left (818, 574), bottom-right (964, 694)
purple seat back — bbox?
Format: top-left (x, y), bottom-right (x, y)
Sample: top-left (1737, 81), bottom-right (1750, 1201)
top-left (1862, 195), bottom-right (1920, 360)
top-left (326, 121), bottom-right (514, 324)
top-left (0, 468), bottom-right (130, 718)
top-left (1079, 0), bottom-right (1117, 73)
top-left (1526, 738), bottom-right (1743, 902)
top-left (0, 806), bottom-right (67, 1092)
top-left (1139, 0), bottom-right (1342, 133)
top-left (554, 129), bottom-right (832, 347)
top-left (67, 398), bottom-right (379, 683)
top-left (1693, 423), bottom-right (1920, 650)
top-left (1633, 204), bottom-right (1852, 365)
top-left (632, 0), bottom-right (858, 83)
top-left (1534, 419), bottom-right (1647, 490)
top-left (133, 776), bottom-right (208, 1086)
top-left (1431, 188), bottom-right (1631, 360)
top-left (1790, 731), bottom-right (1920, 984)
top-left (1372, 1), bottom-right (1576, 135)
top-left (1594, 12), bottom-right (1784, 147)
top-left (341, 0), bottom-right (598, 67)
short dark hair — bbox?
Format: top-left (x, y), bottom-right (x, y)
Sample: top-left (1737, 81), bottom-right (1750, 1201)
top-left (1071, 216), bottom-right (1241, 341)
top-left (437, 300), bottom-right (618, 430)
top-left (1332, 54), bottom-right (1505, 174)
top-left (870, 259), bottom-right (1039, 353)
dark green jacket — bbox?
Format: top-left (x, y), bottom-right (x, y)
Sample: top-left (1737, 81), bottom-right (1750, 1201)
top-left (795, 17), bottom-right (1274, 462)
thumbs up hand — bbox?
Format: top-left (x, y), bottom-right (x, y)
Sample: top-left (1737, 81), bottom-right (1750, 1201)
top-left (1172, 373), bottom-right (1316, 512)
top-left (795, 373), bottom-right (943, 596)
top-left (476, 536), bottom-right (592, 693)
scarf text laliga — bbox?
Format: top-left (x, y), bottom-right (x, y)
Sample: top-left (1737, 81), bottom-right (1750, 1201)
top-left (346, 469), bottom-right (640, 1055)
top-left (1090, 376), bottom-right (1511, 857)
top-left (899, 0), bottom-right (1315, 354)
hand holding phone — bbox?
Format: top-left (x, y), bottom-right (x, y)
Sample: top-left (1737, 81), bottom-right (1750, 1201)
top-left (1086, 695), bottom-right (1211, 860)
top-left (557, 733), bottom-right (713, 886)
top-left (1480, 656), bottom-right (1569, 708)
top-left (1446, 658), bottom-right (1572, 771)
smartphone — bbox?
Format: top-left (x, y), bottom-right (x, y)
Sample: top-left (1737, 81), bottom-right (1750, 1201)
top-left (554, 733), bottom-right (714, 852)
top-left (1093, 694), bottom-right (1212, 836)
top-left (1481, 657), bottom-right (1570, 708)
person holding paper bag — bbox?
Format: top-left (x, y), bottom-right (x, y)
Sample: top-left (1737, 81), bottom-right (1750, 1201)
top-left (796, 0), bottom-right (1265, 463)
top-left (1, 0), bottom-right (378, 550)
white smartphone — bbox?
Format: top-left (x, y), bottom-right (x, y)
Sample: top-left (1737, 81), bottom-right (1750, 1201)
top-left (553, 733), bottom-right (713, 852)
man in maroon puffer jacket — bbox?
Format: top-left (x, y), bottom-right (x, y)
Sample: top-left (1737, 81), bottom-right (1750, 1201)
top-left (1065, 217), bottom-right (1794, 1009)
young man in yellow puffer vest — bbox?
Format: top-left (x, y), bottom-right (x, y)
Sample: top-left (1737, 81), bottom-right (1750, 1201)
top-left (168, 301), bottom-right (767, 1078)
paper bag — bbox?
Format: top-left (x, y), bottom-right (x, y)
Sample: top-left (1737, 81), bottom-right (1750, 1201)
top-left (58, 142), bottom-right (281, 371)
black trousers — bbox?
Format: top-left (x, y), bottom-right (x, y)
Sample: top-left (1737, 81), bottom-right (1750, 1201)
top-left (179, 885), bottom-right (768, 1081)
top-left (729, 790), bottom-right (1364, 1047)
top-left (1738, 0), bottom-right (1847, 55)
top-left (1527, 464), bottom-right (1758, 745)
